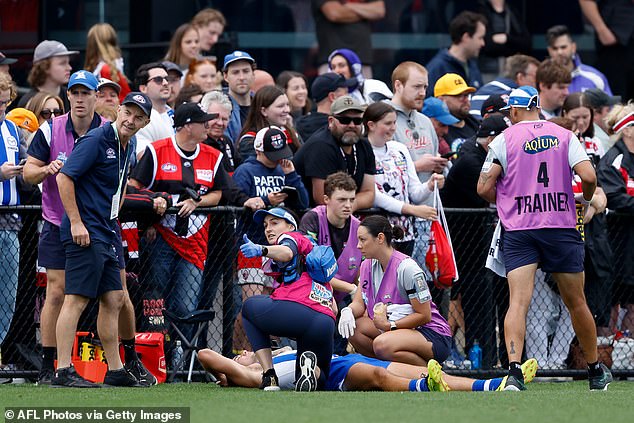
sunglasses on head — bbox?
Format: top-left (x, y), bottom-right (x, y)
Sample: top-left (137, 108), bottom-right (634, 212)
top-left (334, 115), bottom-right (363, 125)
top-left (40, 108), bottom-right (64, 119)
top-left (147, 75), bottom-right (169, 85)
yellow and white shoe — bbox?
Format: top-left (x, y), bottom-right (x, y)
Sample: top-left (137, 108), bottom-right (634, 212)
top-left (426, 359), bottom-right (450, 392)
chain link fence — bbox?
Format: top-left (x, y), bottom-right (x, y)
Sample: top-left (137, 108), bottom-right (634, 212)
top-left (1, 206), bottom-right (633, 381)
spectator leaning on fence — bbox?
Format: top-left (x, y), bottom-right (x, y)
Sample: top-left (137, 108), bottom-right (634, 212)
top-left (53, 92), bottom-right (152, 388)
top-left (0, 73), bottom-right (23, 351)
top-left (477, 86), bottom-right (612, 391)
top-left (129, 102), bottom-right (229, 342)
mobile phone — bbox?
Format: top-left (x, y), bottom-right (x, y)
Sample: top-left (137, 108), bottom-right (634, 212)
top-left (441, 151), bottom-right (456, 159)
top-left (280, 186), bottom-right (297, 195)
top-left (18, 158), bottom-right (27, 166)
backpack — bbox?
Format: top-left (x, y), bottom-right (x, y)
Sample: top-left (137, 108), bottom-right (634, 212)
top-left (305, 245), bottom-right (338, 284)
top-left (425, 182), bottom-right (459, 289)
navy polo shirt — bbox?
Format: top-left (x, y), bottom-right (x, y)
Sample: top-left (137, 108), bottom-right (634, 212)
top-left (60, 122), bottom-right (135, 246)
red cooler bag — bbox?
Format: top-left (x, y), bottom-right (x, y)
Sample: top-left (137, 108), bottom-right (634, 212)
top-left (425, 182), bottom-right (459, 289)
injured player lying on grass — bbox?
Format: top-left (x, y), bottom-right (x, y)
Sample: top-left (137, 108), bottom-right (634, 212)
top-left (198, 347), bottom-right (538, 392)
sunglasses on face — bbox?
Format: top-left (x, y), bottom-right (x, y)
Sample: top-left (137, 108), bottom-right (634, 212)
top-left (40, 108), bottom-right (64, 119)
top-left (147, 76), bottom-right (169, 85)
top-left (334, 115), bottom-right (363, 125)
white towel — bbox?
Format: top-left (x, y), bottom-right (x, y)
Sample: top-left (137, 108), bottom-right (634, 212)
top-left (485, 220), bottom-right (506, 277)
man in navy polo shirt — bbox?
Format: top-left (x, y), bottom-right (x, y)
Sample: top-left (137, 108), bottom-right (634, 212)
top-left (53, 92), bottom-right (152, 388)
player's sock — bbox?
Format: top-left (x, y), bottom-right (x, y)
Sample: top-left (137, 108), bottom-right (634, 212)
top-left (122, 338), bottom-right (138, 362)
top-left (587, 361), bottom-right (602, 377)
top-left (472, 377), bottom-right (504, 391)
top-left (509, 361), bottom-right (524, 382)
top-left (42, 347), bottom-right (56, 370)
top-left (409, 378), bottom-right (429, 392)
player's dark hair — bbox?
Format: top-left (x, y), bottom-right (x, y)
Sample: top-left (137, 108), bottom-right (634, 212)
top-left (360, 215), bottom-right (405, 246)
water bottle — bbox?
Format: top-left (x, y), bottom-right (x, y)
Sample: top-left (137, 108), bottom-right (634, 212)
top-left (468, 339), bottom-right (482, 370)
top-left (172, 340), bottom-right (184, 381)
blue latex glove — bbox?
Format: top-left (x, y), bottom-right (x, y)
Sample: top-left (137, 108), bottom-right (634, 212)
top-left (240, 234), bottom-right (263, 258)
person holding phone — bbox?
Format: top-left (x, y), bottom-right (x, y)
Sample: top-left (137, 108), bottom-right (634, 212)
top-left (363, 102), bottom-right (444, 256)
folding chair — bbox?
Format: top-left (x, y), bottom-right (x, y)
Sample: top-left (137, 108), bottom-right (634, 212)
top-left (162, 309), bottom-right (215, 383)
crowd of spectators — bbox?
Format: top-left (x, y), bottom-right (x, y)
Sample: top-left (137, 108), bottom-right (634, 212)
top-left (1, 0), bottom-right (633, 384)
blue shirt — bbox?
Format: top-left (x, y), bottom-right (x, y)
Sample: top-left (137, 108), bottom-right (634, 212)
top-left (425, 48), bottom-right (483, 97)
top-left (60, 122), bottom-right (135, 245)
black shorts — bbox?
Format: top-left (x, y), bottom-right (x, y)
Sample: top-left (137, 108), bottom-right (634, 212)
top-left (417, 326), bottom-right (452, 364)
top-left (65, 241), bottom-right (122, 299)
top-left (502, 228), bottom-right (584, 274)
top-left (38, 220), bottom-right (66, 269)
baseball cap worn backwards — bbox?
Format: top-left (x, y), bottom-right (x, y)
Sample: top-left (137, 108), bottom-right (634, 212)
top-left (312, 72), bottom-right (355, 103)
top-left (33, 40), bottom-right (79, 63)
top-left (434, 73), bottom-right (476, 97)
top-left (501, 86), bottom-right (540, 110)
top-left (477, 113), bottom-right (510, 138)
top-left (254, 207), bottom-right (298, 228)
top-left (173, 102), bottom-right (218, 127)
top-left (330, 95), bottom-right (366, 115)
top-left (223, 51), bottom-right (255, 71)
top-left (122, 92), bottom-right (153, 117)
top-left (422, 97), bottom-right (460, 125)
top-left (68, 70), bottom-right (99, 91)
top-left (254, 126), bottom-right (293, 161)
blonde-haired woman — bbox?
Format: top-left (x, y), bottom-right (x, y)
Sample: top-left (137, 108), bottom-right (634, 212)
top-left (597, 101), bottom-right (634, 335)
top-left (85, 23), bottom-right (131, 101)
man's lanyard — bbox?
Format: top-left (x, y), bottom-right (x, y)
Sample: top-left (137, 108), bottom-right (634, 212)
top-left (112, 123), bottom-right (130, 195)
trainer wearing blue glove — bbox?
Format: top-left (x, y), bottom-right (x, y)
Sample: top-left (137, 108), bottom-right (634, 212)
top-left (239, 207), bottom-right (336, 392)
top-left (240, 234), bottom-right (262, 257)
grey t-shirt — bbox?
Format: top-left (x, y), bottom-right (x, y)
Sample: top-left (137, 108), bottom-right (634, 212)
top-left (389, 101), bottom-right (439, 205)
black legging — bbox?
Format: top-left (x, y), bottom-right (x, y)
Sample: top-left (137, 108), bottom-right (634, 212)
top-left (242, 295), bottom-right (334, 390)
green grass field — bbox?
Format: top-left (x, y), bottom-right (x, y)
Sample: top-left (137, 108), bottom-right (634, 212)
top-left (2, 381), bottom-right (633, 423)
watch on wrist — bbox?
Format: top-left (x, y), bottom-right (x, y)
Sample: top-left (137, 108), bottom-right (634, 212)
top-left (261, 246), bottom-right (269, 257)
top-left (390, 321), bottom-right (398, 331)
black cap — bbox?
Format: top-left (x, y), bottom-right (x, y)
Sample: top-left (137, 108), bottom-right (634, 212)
top-left (481, 94), bottom-right (509, 117)
top-left (477, 113), bottom-right (510, 137)
top-left (162, 61), bottom-right (183, 77)
top-left (122, 92), bottom-right (153, 117)
top-left (584, 88), bottom-right (621, 109)
top-left (311, 72), bottom-right (355, 103)
top-left (173, 102), bottom-right (218, 127)
top-left (254, 126), bottom-right (293, 161)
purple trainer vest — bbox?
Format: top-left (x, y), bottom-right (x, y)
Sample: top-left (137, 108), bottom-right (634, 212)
top-left (314, 206), bottom-right (362, 301)
top-left (360, 250), bottom-right (451, 337)
top-left (43, 113), bottom-right (107, 226)
top-left (496, 121), bottom-right (577, 231)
